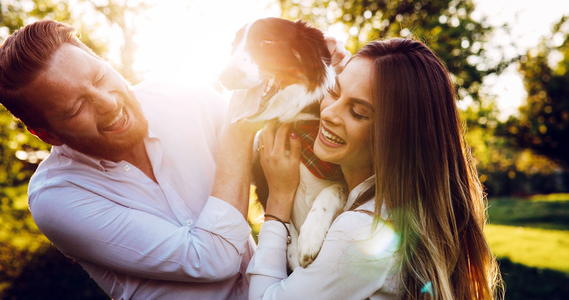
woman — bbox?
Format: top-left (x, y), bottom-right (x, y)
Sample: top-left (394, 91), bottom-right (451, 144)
top-left (247, 38), bottom-right (502, 299)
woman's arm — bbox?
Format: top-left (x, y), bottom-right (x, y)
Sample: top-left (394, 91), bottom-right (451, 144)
top-left (249, 124), bottom-right (399, 299)
top-left (248, 211), bottom-right (399, 300)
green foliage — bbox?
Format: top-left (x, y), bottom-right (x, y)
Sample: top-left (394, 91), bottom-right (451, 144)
top-left (0, 0), bottom-right (133, 299)
top-left (88, 0), bottom-right (152, 83)
top-left (461, 97), bottom-right (565, 196)
top-left (499, 15), bottom-right (569, 169)
top-left (278, 0), bottom-right (508, 101)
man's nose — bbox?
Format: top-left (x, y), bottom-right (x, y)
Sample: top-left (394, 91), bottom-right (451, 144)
top-left (92, 92), bottom-right (119, 114)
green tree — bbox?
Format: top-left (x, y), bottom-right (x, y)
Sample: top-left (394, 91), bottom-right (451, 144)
top-left (278, 0), bottom-right (511, 101)
top-left (499, 16), bottom-right (569, 169)
top-left (462, 97), bottom-right (561, 196)
top-left (88, 0), bottom-right (151, 84)
top-left (0, 0), bottom-right (78, 252)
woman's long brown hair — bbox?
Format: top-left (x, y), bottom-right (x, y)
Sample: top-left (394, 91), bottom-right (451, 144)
top-left (356, 38), bottom-right (502, 299)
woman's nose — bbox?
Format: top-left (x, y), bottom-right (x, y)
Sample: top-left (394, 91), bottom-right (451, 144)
top-left (320, 100), bottom-right (343, 126)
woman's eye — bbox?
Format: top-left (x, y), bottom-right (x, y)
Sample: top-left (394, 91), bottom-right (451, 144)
top-left (351, 107), bottom-right (370, 120)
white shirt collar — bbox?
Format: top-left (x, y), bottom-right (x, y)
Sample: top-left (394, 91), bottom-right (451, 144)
top-left (343, 175), bottom-right (376, 211)
top-left (54, 129), bottom-right (158, 172)
top-left (343, 175), bottom-right (389, 220)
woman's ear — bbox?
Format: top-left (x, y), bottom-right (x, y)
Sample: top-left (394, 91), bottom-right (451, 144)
top-left (28, 127), bottom-right (64, 146)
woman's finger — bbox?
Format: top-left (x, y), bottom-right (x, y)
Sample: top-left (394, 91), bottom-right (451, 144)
top-left (260, 121), bottom-right (277, 154)
top-left (273, 123), bottom-right (292, 156)
top-left (289, 131), bottom-right (301, 161)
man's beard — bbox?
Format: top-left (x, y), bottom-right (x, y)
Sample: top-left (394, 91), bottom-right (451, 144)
top-left (60, 90), bottom-right (149, 161)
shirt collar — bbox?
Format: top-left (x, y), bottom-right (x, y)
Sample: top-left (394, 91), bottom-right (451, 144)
top-left (54, 144), bottom-right (109, 171)
top-left (344, 175), bottom-right (376, 211)
top-left (53, 131), bottom-right (160, 171)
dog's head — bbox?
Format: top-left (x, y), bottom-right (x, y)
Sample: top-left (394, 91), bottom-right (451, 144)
top-left (220, 18), bottom-right (334, 122)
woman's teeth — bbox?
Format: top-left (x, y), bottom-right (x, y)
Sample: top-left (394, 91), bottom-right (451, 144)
top-left (322, 127), bottom-right (345, 144)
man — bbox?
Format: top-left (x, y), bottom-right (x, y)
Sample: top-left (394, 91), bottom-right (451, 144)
top-left (0, 20), bottom-right (257, 299)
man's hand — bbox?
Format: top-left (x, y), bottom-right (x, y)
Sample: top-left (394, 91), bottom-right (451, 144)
top-left (325, 35), bottom-right (351, 74)
top-left (211, 121), bottom-right (258, 217)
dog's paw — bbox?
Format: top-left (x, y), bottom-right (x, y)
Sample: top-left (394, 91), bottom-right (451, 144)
top-left (287, 224), bottom-right (301, 271)
top-left (298, 219), bottom-right (324, 267)
top-left (297, 184), bottom-right (347, 267)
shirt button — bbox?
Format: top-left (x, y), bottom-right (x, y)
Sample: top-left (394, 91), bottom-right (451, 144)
top-left (187, 220), bottom-right (193, 226)
top-left (123, 165), bottom-right (130, 172)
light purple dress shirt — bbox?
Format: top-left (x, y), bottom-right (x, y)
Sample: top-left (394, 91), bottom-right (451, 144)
top-left (28, 81), bottom-right (254, 300)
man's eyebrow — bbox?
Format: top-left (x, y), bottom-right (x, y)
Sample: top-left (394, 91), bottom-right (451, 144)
top-left (94, 66), bottom-right (104, 82)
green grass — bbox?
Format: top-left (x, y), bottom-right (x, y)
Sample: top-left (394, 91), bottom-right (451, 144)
top-left (485, 224), bottom-right (569, 273)
top-left (487, 197), bottom-right (569, 230)
top-left (486, 196), bottom-right (569, 274)
top-left (528, 193), bottom-right (569, 202)
top-left (485, 196), bottom-right (569, 299)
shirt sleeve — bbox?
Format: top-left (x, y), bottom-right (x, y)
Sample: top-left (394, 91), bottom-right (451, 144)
top-left (247, 211), bottom-right (400, 300)
top-left (29, 185), bottom-right (251, 283)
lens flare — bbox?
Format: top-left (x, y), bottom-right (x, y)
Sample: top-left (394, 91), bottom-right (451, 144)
top-left (360, 221), bottom-right (400, 259)
top-left (421, 281), bottom-right (433, 296)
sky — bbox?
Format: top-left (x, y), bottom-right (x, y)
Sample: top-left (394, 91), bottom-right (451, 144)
top-left (117, 0), bottom-right (569, 119)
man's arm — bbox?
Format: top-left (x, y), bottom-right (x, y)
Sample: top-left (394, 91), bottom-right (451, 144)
top-left (211, 121), bottom-right (258, 217)
top-left (30, 185), bottom-right (250, 282)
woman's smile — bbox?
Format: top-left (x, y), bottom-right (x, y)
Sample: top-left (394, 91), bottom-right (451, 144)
top-left (318, 125), bottom-right (346, 147)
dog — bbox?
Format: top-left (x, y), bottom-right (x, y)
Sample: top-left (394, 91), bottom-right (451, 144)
top-left (220, 18), bottom-right (348, 269)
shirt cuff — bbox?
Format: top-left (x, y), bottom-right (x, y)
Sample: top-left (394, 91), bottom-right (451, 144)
top-left (246, 221), bottom-right (288, 279)
top-left (194, 196), bottom-right (251, 255)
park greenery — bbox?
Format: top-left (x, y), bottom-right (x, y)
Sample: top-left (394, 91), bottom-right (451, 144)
top-left (1, 0), bottom-right (568, 298)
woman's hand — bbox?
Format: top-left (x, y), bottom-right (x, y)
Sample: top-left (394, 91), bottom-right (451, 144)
top-left (259, 122), bottom-right (302, 222)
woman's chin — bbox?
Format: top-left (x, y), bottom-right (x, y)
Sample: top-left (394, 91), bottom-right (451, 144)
top-left (314, 141), bottom-right (342, 165)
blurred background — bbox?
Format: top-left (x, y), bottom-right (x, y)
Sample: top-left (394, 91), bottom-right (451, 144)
top-left (1, 0), bottom-right (568, 299)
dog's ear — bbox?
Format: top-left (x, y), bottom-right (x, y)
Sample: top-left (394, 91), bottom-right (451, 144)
top-left (294, 20), bottom-right (331, 65)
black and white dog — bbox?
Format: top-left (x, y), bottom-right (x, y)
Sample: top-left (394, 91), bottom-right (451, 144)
top-left (220, 18), bottom-right (347, 269)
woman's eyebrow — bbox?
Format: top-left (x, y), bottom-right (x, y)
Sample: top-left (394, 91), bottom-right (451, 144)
top-left (336, 75), bottom-right (374, 111)
top-left (349, 98), bottom-right (374, 111)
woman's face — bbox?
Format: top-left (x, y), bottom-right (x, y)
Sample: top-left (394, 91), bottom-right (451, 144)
top-left (314, 57), bottom-right (374, 171)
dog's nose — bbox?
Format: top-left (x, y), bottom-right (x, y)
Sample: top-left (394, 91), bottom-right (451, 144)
top-left (219, 68), bottom-right (246, 90)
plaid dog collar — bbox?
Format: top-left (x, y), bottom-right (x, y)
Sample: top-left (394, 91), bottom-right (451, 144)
top-left (292, 120), bottom-right (344, 182)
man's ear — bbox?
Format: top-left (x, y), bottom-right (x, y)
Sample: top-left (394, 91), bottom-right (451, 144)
top-left (28, 127), bottom-right (64, 146)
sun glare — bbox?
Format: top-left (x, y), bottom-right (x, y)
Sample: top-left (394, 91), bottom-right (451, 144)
top-left (131, 0), bottom-right (279, 87)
